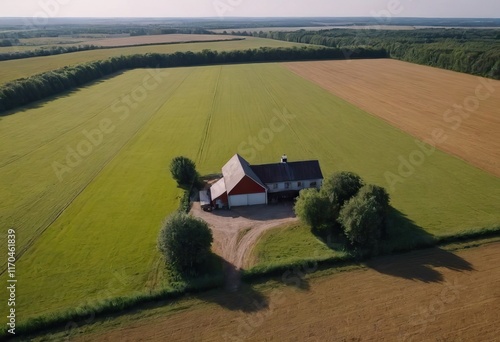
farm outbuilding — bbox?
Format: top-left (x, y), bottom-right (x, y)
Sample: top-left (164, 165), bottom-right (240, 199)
top-left (210, 154), bottom-right (323, 209)
top-left (211, 154), bottom-right (267, 208)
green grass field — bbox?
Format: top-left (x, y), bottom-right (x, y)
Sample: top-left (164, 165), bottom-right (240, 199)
top-left (251, 223), bottom-right (348, 266)
top-left (0, 37), bottom-right (305, 84)
top-left (2, 62), bottom-right (499, 322)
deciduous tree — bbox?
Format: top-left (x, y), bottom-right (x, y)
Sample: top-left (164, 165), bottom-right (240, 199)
top-left (157, 212), bottom-right (213, 276)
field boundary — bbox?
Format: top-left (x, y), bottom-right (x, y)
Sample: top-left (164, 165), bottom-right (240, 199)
top-left (243, 225), bottom-right (500, 280)
top-left (7, 224), bottom-right (500, 340)
top-left (0, 46), bottom-right (387, 113)
top-left (0, 38), bottom-right (246, 62)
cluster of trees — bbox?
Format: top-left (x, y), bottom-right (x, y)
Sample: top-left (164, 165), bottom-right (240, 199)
top-left (0, 44), bottom-right (99, 61)
top-left (158, 156), bottom-right (211, 276)
top-left (243, 28), bottom-right (500, 79)
top-left (0, 46), bottom-right (387, 113)
top-left (295, 172), bottom-right (390, 253)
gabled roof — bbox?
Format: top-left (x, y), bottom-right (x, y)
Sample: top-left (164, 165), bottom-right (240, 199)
top-left (222, 154), bottom-right (266, 194)
top-left (251, 160), bottom-right (323, 184)
top-left (210, 178), bottom-right (227, 201)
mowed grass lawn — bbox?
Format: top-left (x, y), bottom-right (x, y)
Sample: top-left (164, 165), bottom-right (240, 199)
top-left (0, 37), bottom-right (305, 84)
top-left (3, 63), bottom-right (499, 321)
top-left (251, 223), bottom-right (349, 268)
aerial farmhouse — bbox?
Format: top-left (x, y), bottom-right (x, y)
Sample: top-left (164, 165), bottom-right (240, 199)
top-left (209, 154), bottom-right (323, 209)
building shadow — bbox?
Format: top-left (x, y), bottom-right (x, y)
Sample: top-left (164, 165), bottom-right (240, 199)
top-left (196, 257), bottom-right (269, 313)
top-left (211, 202), bottom-right (296, 221)
top-left (365, 208), bottom-right (475, 283)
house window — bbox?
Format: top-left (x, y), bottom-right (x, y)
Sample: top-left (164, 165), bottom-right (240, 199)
top-left (310, 181), bottom-right (317, 188)
top-left (297, 182), bottom-right (302, 188)
top-left (273, 183), bottom-right (278, 189)
top-left (285, 182), bottom-right (290, 189)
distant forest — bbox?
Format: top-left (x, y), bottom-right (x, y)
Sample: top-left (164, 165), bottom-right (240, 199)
top-left (234, 29), bottom-right (500, 79)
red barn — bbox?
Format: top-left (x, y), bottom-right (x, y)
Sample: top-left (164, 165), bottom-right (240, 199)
top-left (210, 154), bottom-right (323, 209)
top-left (211, 154), bottom-right (267, 208)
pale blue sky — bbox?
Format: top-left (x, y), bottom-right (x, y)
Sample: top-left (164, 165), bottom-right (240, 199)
top-left (3, 0), bottom-right (500, 18)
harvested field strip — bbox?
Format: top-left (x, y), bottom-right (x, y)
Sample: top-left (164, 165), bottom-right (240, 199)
top-left (284, 59), bottom-right (500, 177)
top-left (41, 242), bottom-right (500, 342)
top-left (88, 34), bottom-right (239, 47)
top-left (0, 37), bottom-right (305, 84)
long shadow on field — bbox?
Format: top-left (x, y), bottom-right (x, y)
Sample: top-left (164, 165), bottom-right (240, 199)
top-left (365, 208), bottom-right (475, 283)
top-left (198, 258), bottom-right (269, 313)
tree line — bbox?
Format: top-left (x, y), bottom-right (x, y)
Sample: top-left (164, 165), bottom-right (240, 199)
top-left (0, 26), bottom-right (213, 40)
top-left (0, 45), bottom-right (99, 61)
top-left (234, 28), bottom-right (500, 79)
top-left (0, 38), bottom-right (20, 47)
top-left (0, 46), bottom-right (387, 113)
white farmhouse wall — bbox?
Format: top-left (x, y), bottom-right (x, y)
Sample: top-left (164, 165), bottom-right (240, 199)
top-left (266, 179), bottom-right (322, 193)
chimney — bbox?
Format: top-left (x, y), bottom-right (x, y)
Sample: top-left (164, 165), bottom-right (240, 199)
top-left (281, 154), bottom-right (288, 163)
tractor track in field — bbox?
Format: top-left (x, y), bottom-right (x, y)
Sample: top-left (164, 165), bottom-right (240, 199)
top-left (0, 73), bottom-right (127, 169)
top-left (0, 105), bottom-right (111, 169)
top-left (255, 69), bottom-right (314, 156)
top-left (0, 70), bottom-right (194, 274)
top-left (196, 66), bottom-right (221, 166)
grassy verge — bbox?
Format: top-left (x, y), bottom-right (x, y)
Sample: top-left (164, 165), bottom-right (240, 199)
top-left (178, 183), bottom-right (196, 213)
top-left (0, 274), bottom-right (224, 339)
top-left (251, 222), bottom-right (350, 265)
top-left (245, 220), bottom-right (500, 282)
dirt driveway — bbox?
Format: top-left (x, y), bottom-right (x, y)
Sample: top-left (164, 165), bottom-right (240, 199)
top-left (191, 202), bottom-right (297, 288)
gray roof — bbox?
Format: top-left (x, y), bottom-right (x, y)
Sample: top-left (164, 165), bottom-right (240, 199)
top-left (222, 154), bottom-right (266, 193)
top-left (210, 178), bottom-right (227, 201)
top-left (199, 190), bottom-right (211, 205)
top-left (251, 160), bottom-right (323, 184)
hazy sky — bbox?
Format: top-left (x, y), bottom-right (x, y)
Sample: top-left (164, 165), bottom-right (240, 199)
top-left (3, 0), bottom-right (500, 18)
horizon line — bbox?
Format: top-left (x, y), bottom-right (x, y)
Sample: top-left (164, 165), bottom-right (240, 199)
top-left (0, 16), bottom-right (499, 19)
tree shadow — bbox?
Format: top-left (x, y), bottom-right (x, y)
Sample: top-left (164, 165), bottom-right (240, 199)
top-left (196, 256), bottom-right (269, 313)
top-left (365, 208), bottom-right (475, 283)
top-left (280, 264), bottom-right (312, 291)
